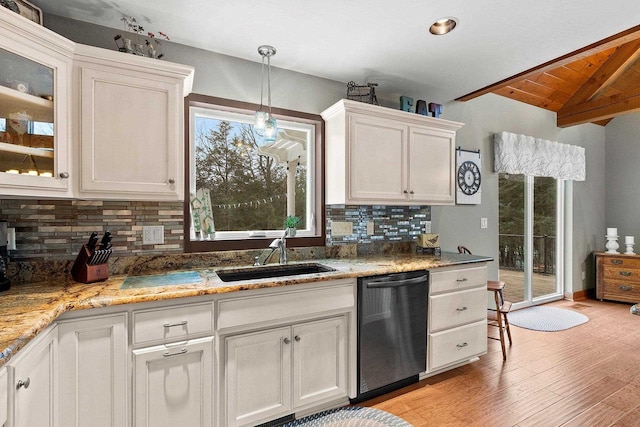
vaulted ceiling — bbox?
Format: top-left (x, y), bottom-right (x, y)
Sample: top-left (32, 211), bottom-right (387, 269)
top-left (457, 25), bottom-right (640, 128)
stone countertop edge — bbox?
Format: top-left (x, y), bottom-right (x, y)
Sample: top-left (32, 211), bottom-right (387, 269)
top-left (0, 252), bottom-right (492, 367)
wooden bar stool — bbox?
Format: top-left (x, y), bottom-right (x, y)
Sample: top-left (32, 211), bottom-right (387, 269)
top-left (487, 280), bottom-right (512, 360)
top-left (458, 245), bottom-right (513, 360)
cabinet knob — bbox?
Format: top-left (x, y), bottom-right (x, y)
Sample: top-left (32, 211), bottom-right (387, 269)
top-left (17, 377), bottom-right (30, 389)
top-left (168, 178), bottom-right (175, 184)
top-left (409, 190), bottom-right (414, 194)
top-left (294, 335), bottom-right (301, 342)
top-left (59, 172), bottom-right (69, 179)
top-left (403, 190), bottom-right (408, 194)
top-left (283, 337), bottom-right (291, 344)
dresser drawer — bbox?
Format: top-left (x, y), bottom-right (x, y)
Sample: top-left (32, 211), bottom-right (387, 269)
top-left (602, 280), bottom-right (640, 302)
top-left (133, 302), bottom-right (214, 346)
top-left (428, 320), bottom-right (486, 371)
top-left (603, 266), bottom-right (640, 282)
top-left (600, 256), bottom-right (640, 270)
top-left (429, 265), bottom-right (487, 295)
top-left (429, 287), bottom-right (487, 332)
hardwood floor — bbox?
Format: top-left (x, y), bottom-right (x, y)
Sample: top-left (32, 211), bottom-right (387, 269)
top-left (361, 299), bottom-right (640, 426)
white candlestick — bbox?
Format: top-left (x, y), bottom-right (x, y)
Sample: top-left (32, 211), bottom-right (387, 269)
top-left (626, 236), bottom-right (635, 244)
top-left (607, 228), bottom-right (618, 237)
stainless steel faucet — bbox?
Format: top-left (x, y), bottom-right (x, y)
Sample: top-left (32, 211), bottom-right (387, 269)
top-left (255, 230), bottom-right (288, 265)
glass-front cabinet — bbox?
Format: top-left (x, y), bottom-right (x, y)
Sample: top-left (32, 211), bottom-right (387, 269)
top-left (0, 10), bottom-right (73, 197)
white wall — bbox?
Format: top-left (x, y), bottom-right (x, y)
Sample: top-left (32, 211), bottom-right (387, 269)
top-left (45, 14), bottom-right (606, 293)
top-left (435, 94), bottom-right (605, 293)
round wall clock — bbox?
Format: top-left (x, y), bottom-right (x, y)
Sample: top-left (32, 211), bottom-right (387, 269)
top-left (457, 160), bottom-right (481, 195)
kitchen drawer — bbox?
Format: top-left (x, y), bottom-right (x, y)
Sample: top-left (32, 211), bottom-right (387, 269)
top-left (133, 302), bottom-right (214, 346)
top-left (428, 320), bottom-right (486, 371)
top-left (602, 280), bottom-right (640, 303)
top-left (0, 367), bottom-right (6, 426)
top-left (602, 265), bottom-right (640, 282)
top-left (429, 265), bottom-right (487, 295)
top-left (429, 287), bottom-right (487, 332)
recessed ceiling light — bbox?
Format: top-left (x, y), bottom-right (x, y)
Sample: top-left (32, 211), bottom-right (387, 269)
top-left (429, 17), bottom-right (458, 35)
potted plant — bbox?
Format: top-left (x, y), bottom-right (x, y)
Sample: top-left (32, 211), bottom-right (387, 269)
top-left (284, 215), bottom-right (300, 237)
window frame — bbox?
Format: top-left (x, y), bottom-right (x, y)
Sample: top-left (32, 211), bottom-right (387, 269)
top-left (183, 94), bottom-right (326, 252)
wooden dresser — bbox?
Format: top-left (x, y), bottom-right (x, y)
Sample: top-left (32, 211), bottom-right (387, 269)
top-left (595, 252), bottom-right (640, 302)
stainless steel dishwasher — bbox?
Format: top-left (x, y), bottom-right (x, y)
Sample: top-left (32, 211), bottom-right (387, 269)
top-left (354, 270), bottom-right (428, 402)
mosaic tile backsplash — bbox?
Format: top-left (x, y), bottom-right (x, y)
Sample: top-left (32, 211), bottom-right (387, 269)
top-left (326, 205), bottom-right (431, 245)
top-left (1, 199), bottom-right (430, 263)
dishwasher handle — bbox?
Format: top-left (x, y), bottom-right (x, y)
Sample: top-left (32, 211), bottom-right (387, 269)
top-left (365, 274), bottom-right (428, 289)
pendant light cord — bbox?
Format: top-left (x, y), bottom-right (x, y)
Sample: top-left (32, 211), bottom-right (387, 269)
top-left (259, 54), bottom-right (265, 111)
top-left (267, 54), bottom-right (272, 118)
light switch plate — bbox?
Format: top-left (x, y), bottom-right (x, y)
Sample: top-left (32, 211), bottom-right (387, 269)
top-left (424, 221), bottom-right (432, 233)
top-left (143, 225), bottom-right (164, 244)
top-left (480, 218), bottom-right (488, 229)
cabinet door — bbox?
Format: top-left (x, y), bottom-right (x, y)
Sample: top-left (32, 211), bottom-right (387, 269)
top-left (408, 126), bottom-right (455, 204)
top-left (0, 367), bottom-right (7, 427)
top-left (57, 314), bottom-right (127, 427)
top-left (348, 114), bottom-right (408, 203)
top-left (9, 326), bottom-right (57, 427)
top-left (133, 336), bottom-right (214, 427)
top-left (293, 317), bottom-right (347, 408)
top-left (0, 11), bottom-right (73, 198)
top-left (225, 328), bottom-right (292, 427)
top-left (78, 66), bottom-right (182, 200)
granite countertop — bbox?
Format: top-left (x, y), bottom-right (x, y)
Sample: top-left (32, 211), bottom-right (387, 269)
top-left (0, 251), bottom-right (491, 367)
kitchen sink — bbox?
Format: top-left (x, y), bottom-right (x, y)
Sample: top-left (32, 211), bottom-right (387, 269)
top-left (216, 263), bottom-right (336, 282)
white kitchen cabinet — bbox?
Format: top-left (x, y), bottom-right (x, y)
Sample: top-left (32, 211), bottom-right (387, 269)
top-left (426, 265), bottom-right (488, 373)
top-left (57, 313), bottom-right (127, 427)
top-left (7, 325), bottom-right (57, 427)
top-left (133, 336), bottom-right (214, 427)
top-left (74, 44), bottom-right (194, 201)
top-left (0, 367), bottom-right (7, 427)
top-left (225, 317), bottom-right (348, 427)
top-left (322, 99), bottom-right (463, 205)
top-left (0, 8), bottom-right (73, 198)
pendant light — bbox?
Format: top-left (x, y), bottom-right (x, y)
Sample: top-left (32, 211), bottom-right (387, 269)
top-left (255, 45), bottom-right (277, 142)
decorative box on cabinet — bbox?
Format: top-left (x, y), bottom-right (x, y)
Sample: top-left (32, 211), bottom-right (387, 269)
top-left (0, 7), bottom-right (73, 198)
top-left (7, 325), bottom-right (57, 427)
top-left (595, 252), bottom-right (640, 303)
top-left (426, 265), bottom-right (487, 374)
top-left (74, 44), bottom-right (194, 201)
top-left (321, 99), bottom-right (463, 205)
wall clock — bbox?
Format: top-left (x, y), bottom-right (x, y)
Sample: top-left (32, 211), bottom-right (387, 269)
top-left (456, 148), bottom-right (481, 204)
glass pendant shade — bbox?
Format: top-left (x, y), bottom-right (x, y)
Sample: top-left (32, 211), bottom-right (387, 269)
top-left (255, 110), bottom-right (268, 130)
top-left (263, 117), bottom-right (277, 142)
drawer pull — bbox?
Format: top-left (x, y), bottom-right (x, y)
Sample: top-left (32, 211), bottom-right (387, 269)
top-left (611, 259), bottom-right (623, 265)
top-left (163, 348), bottom-right (188, 357)
top-left (456, 306), bottom-right (468, 312)
top-left (456, 342), bottom-right (468, 348)
top-left (619, 285), bottom-right (633, 292)
top-left (619, 271), bottom-right (632, 277)
top-left (163, 320), bottom-right (188, 328)
top-left (16, 377), bottom-right (30, 389)
top-left (456, 278), bottom-right (468, 282)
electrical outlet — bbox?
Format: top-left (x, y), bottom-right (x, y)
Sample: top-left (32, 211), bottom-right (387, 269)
top-left (7, 228), bottom-right (16, 250)
top-left (331, 221), bottom-right (353, 237)
top-left (424, 221), bottom-right (432, 233)
top-left (367, 221), bottom-right (374, 235)
top-left (480, 218), bottom-right (488, 229)
top-left (143, 225), bottom-right (164, 245)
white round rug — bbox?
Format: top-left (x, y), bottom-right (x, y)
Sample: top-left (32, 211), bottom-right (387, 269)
top-left (508, 306), bottom-right (589, 332)
top-left (283, 407), bottom-right (412, 427)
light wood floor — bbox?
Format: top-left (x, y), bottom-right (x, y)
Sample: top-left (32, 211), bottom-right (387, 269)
top-left (361, 299), bottom-right (640, 426)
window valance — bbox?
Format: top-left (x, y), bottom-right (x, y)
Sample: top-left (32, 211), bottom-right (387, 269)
top-left (494, 131), bottom-right (585, 181)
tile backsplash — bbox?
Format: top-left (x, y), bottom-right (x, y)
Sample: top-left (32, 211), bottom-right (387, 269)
top-left (326, 205), bottom-right (431, 245)
top-left (1, 199), bottom-right (430, 262)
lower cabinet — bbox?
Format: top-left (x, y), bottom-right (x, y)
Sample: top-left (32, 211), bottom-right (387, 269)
top-left (0, 367), bottom-right (7, 427)
top-left (57, 313), bottom-right (127, 427)
top-left (133, 336), bottom-right (214, 427)
top-left (7, 325), bottom-right (57, 427)
top-left (225, 316), bottom-right (348, 427)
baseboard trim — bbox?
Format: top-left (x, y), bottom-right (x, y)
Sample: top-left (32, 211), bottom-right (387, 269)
top-left (567, 289), bottom-right (588, 301)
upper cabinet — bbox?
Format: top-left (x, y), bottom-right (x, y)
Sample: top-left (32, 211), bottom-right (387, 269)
top-left (0, 8), bottom-right (194, 201)
top-left (74, 45), bottom-right (194, 201)
top-left (322, 99), bottom-right (463, 205)
top-left (0, 8), bottom-right (74, 198)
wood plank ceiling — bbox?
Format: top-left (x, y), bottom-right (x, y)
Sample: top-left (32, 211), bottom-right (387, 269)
top-left (456, 25), bottom-right (640, 127)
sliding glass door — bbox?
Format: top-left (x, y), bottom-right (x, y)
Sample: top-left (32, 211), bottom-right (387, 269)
top-left (498, 173), bottom-right (564, 307)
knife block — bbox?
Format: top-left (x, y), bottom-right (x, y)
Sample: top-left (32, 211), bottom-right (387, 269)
top-left (71, 245), bottom-right (109, 283)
